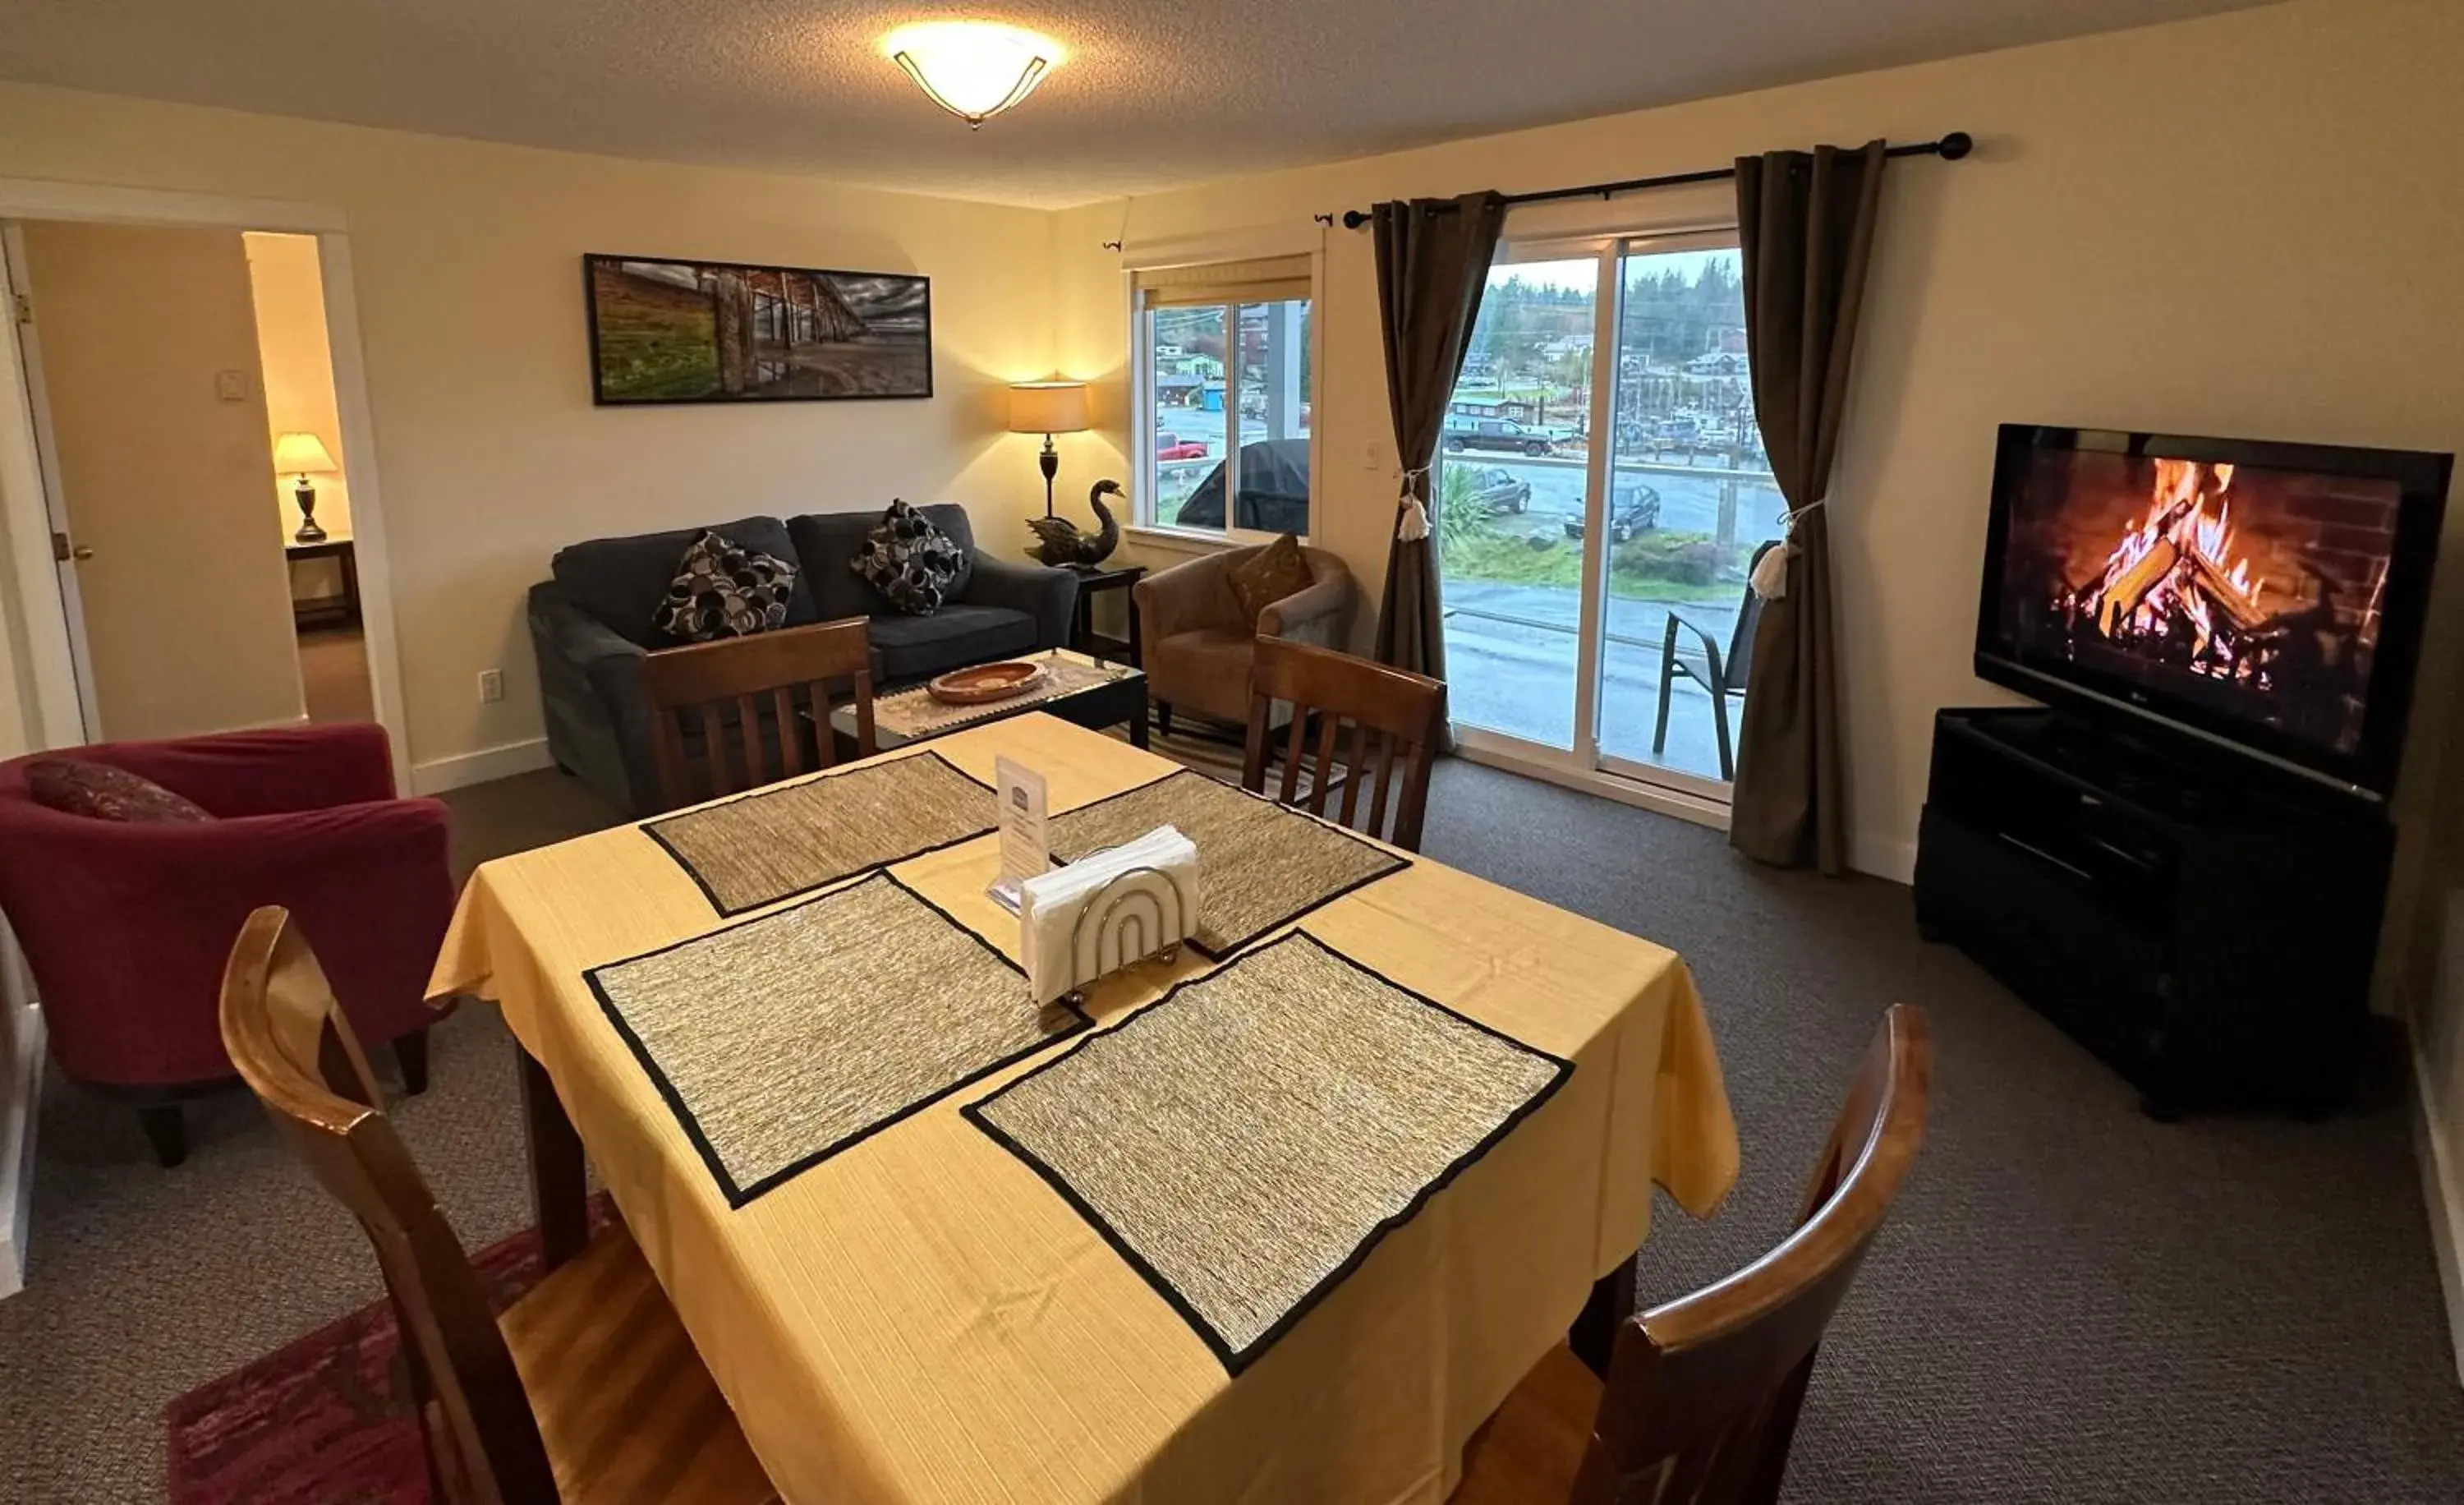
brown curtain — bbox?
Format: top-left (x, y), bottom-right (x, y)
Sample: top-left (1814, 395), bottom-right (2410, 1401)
top-left (1370, 191), bottom-right (1509, 741)
top-left (1728, 141), bottom-right (1888, 874)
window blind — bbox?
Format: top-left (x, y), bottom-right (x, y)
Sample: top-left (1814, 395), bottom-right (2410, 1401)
top-left (1133, 255), bottom-right (1312, 308)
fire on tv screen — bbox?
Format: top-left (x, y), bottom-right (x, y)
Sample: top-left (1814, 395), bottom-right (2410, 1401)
top-left (1993, 448), bottom-right (2402, 759)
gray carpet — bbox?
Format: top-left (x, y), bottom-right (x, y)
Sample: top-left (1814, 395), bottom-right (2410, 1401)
top-left (2, 759), bottom-right (2460, 1501)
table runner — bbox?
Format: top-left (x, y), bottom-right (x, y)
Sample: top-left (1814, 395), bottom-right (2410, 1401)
top-left (643, 748), bottom-right (994, 914)
top-left (1048, 769), bottom-right (1407, 955)
top-left (965, 930), bottom-right (1570, 1372)
top-left (586, 871), bottom-right (1087, 1204)
top-left (864, 650), bottom-right (1135, 742)
top-left (431, 711), bottom-right (1740, 1505)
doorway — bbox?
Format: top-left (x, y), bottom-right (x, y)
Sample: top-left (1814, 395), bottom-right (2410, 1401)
top-left (1434, 229), bottom-right (1785, 814)
top-left (0, 205), bottom-right (397, 759)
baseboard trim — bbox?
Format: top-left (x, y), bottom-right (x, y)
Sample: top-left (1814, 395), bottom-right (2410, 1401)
top-left (1451, 742), bottom-right (1734, 832)
top-left (411, 736), bottom-right (553, 795)
top-left (1853, 832), bottom-right (1919, 886)
top-left (0, 1001), bottom-right (42, 1301)
top-left (2411, 1035), bottom-right (2464, 1387)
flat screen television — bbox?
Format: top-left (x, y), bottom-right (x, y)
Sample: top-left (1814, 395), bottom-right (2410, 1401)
top-left (1976, 425), bottom-right (2453, 798)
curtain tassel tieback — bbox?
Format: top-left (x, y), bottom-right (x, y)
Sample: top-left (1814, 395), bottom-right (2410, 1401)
top-left (1396, 467), bottom-right (1432, 542)
top-left (1749, 499), bottom-right (1825, 601)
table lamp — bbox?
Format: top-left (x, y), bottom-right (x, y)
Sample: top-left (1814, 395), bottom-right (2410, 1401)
top-left (1008, 381), bottom-right (1089, 518)
top-left (272, 431), bottom-right (338, 544)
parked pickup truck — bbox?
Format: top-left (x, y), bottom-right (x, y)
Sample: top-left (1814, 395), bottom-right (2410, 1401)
top-left (1563, 483), bottom-right (1662, 544)
top-left (1442, 416), bottom-right (1567, 457)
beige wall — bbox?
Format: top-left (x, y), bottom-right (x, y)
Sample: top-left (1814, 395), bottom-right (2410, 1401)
top-left (0, 85), bottom-right (1061, 775)
top-left (1051, 0), bottom-right (2464, 1257)
top-left (243, 230), bottom-right (352, 545)
top-left (2, 2), bottom-right (2462, 1003)
top-left (17, 221), bottom-right (303, 739)
top-left (1052, 0), bottom-right (2464, 978)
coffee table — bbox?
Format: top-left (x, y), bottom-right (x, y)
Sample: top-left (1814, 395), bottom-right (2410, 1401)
top-left (824, 648), bottom-right (1148, 752)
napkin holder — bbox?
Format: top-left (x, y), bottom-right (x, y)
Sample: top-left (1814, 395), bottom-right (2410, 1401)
top-left (1021, 833), bottom-right (1198, 1006)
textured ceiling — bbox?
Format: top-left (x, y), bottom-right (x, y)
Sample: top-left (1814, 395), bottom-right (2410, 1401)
top-left (0, 0), bottom-right (2281, 207)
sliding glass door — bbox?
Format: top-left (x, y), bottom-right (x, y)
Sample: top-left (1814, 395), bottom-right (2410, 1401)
top-left (1432, 251), bottom-right (1598, 751)
top-left (1437, 231), bottom-right (1781, 801)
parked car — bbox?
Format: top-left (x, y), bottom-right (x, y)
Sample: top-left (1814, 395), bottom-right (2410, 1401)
top-left (1460, 465), bottom-right (1531, 515)
top-left (1443, 416), bottom-right (1562, 457)
top-left (1175, 437), bottom-right (1310, 534)
top-left (1564, 483), bottom-right (1662, 543)
top-left (1156, 436), bottom-right (1209, 462)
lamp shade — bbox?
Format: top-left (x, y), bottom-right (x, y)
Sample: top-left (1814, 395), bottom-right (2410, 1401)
top-left (1008, 381), bottom-right (1089, 435)
top-left (884, 21), bottom-right (1062, 127)
top-left (272, 432), bottom-right (338, 476)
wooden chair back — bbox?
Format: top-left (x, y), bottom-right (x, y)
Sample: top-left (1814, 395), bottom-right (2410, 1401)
top-left (1574, 1004), bottom-right (1932, 1505)
top-left (1240, 637), bottom-right (1447, 851)
top-left (220, 906), bottom-right (559, 1505)
top-left (641, 618), bottom-right (874, 811)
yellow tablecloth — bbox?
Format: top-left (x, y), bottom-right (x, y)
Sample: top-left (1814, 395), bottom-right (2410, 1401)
top-left (430, 713), bottom-right (1738, 1505)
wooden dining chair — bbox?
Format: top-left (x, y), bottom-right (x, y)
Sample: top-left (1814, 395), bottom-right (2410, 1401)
top-left (1454, 1004), bottom-right (1932, 1505)
top-left (219, 907), bottom-right (779, 1505)
top-left (1240, 636), bottom-right (1447, 851)
top-left (641, 617), bottom-right (875, 811)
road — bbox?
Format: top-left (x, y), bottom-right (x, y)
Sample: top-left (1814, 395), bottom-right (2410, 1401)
top-left (1156, 441), bottom-right (1785, 545)
top-left (1449, 452), bottom-right (1785, 543)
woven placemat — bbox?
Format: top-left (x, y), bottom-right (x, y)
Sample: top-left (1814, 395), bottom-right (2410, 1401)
top-left (1047, 770), bottom-right (1407, 956)
top-left (587, 872), bottom-right (1087, 1205)
top-left (964, 930), bottom-right (1570, 1372)
top-left (645, 749), bottom-right (995, 914)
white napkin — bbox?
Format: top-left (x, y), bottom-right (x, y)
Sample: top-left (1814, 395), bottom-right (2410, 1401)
top-left (1019, 825), bottom-right (1199, 1005)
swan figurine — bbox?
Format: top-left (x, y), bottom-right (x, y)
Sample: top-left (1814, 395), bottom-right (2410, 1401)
top-left (1027, 480), bottom-right (1124, 568)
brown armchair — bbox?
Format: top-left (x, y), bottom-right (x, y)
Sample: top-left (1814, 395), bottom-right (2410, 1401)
top-left (1135, 542), bottom-right (1353, 728)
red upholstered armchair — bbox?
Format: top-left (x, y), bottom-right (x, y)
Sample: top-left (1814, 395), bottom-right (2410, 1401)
top-left (0, 723), bottom-right (453, 1166)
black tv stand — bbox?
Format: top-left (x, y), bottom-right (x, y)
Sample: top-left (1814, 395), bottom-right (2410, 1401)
top-left (1912, 706), bottom-right (2392, 1117)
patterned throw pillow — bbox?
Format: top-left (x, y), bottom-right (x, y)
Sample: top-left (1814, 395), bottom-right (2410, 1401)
top-left (25, 759), bottom-right (213, 823)
top-left (850, 499), bottom-right (966, 616)
top-left (654, 531), bottom-right (799, 643)
top-left (1227, 533), bottom-right (1315, 623)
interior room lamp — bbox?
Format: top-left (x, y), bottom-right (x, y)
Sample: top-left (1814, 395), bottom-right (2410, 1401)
top-left (272, 431), bottom-right (338, 544)
top-left (883, 21), bottom-right (1064, 127)
top-left (1008, 381), bottom-right (1090, 518)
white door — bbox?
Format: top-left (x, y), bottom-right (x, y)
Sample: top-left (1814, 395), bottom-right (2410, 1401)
top-left (1, 224), bottom-right (99, 735)
top-left (7, 220), bottom-right (303, 742)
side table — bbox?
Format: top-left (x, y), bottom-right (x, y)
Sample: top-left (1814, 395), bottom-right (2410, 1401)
top-left (1063, 562), bottom-right (1146, 668)
top-left (287, 537), bottom-right (361, 631)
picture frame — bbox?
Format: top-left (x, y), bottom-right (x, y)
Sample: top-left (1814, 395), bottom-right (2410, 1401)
top-left (583, 253), bottom-right (935, 405)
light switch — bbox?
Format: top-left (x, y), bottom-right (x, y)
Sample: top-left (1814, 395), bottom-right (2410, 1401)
top-left (214, 370), bottom-right (249, 402)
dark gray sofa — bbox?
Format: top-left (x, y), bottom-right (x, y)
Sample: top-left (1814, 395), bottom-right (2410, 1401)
top-left (529, 504), bottom-right (1077, 815)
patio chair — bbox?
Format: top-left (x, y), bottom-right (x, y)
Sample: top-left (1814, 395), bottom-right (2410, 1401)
top-left (1652, 540), bottom-right (1781, 782)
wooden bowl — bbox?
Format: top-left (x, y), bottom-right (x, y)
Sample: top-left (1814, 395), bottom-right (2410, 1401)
top-left (926, 660), bottom-right (1049, 705)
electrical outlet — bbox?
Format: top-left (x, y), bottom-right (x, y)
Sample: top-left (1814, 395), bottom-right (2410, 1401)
top-left (477, 669), bottom-right (504, 703)
top-left (214, 370), bottom-right (249, 403)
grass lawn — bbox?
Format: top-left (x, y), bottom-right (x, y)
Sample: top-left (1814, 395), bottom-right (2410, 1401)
top-left (1440, 520), bottom-right (1745, 604)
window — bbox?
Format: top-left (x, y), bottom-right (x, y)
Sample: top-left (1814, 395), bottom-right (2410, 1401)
top-left (1133, 255), bottom-right (1314, 537)
top-left (1434, 232), bottom-right (1781, 797)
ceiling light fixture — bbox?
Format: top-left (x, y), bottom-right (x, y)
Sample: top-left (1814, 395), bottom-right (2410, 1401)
top-left (882, 21), bottom-right (1064, 128)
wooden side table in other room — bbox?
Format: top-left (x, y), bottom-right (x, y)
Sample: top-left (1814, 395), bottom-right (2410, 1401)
top-left (286, 537), bottom-right (361, 630)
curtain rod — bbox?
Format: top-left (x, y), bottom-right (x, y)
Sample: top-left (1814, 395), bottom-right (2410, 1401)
top-left (1314, 131), bottom-right (1972, 231)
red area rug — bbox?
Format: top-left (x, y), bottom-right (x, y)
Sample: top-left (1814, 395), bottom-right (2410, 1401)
top-left (164, 1194), bottom-right (614, 1504)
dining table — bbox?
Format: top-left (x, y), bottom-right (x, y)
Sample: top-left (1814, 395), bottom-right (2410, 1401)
top-left (429, 711), bottom-right (1739, 1505)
